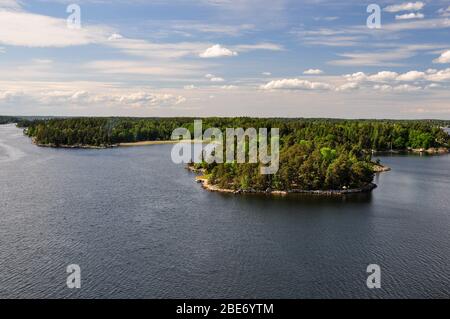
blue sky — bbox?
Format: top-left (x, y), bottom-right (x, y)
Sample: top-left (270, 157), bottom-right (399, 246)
top-left (1, 0), bottom-right (450, 118)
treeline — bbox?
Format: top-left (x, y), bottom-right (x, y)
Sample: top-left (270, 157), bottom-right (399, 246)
top-left (0, 116), bottom-right (19, 124)
top-left (21, 117), bottom-right (450, 151)
top-left (17, 117), bottom-right (450, 191)
top-left (196, 142), bottom-right (375, 191)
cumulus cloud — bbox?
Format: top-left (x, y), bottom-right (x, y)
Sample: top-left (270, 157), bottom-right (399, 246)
top-left (336, 82), bottom-right (359, 92)
top-left (433, 50), bottom-right (450, 64)
top-left (368, 71), bottom-right (399, 82)
top-left (261, 78), bottom-right (332, 90)
top-left (199, 44), bottom-right (238, 58)
top-left (114, 92), bottom-right (186, 107)
top-left (303, 69), bottom-right (324, 75)
top-left (396, 13), bottom-right (424, 20)
top-left (393, 84), bottom-right (422, 92)
top-left (343, 72), bottom-right (367, 82)
top-left (373, 84), bottom-right (422, 92)
top-left (397, 71), bottom-right (426, 81)
top-left (0, 86), bottom-right (187, 109)
top-left (426, 68), bottom-right (450, 82)
top-left (345, 70), bottom-right (429, 83)
top-left (384, 2), bottom-right (425, 13)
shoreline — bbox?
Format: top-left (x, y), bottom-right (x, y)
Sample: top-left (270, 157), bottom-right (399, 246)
top-left (32, 139), bottom-right (198, 149)
top-left (119, 140), bottom-right (202, 147)
top-left (32, 139), bottom-right (115, 149)
top-left (194, 175), bottom-right (377, 196)
top-left (372, 163), bottom-right (391, 173)
top-left (188, 166), bottom-right (378, 196)
top-left (372, 147), bottom-right (449, 155)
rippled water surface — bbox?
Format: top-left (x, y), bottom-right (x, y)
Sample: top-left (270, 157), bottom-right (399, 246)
top-left (0, 124), bottom-right (449, 298)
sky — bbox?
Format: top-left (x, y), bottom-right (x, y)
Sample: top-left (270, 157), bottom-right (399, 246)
top-left (1, 0), bottom-right (450, 119)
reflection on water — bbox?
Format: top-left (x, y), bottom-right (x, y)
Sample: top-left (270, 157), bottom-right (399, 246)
top-left (0, 125), bottom-right (25, 163)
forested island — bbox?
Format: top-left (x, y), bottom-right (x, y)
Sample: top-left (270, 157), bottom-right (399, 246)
top-left (4, 117), bottom-right (450, 194)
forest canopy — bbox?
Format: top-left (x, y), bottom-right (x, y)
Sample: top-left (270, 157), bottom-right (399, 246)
top-left (10, 117), bottom-right (450, 192)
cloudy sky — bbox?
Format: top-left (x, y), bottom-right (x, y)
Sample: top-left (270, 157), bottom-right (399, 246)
top-left (1, 0), bottom-right (450, 118)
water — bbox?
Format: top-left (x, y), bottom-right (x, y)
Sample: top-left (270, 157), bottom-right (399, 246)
top-left (1, 124), bottom-right (449, 299)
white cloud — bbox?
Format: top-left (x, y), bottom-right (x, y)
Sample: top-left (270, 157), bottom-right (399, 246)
top-left (426, 68), bottom-right (450, 82)
top-left (0, 0), bottom-right (22, 10)
top-left (343, 68), bottom-right (450, 87)
top-left (261, 78), bottom-right (332, 90)
top-left (108, 33), bottom-right (123, 41)
top-left (210, 77), bottom-right (225, 82)
top-left (0, 9), bottom-right (111, 47)
top-left (199, 44), bottom-right (238, 58)
top-left (336, 82), bottom-right (359, 92)
top-left (373, 84), bottom-right (393, 92)
top-left (303, 69), bottom-right (324, 75)
top-left (220, 85), bottom-right (237, 89)
top-left (85, 60), bottom-right (206, 77)
top-left (262, 72), bottom-right (272, 76)
top-left (393, 84), bottom-right (422, 92)
top-left (0, 90), bottom-right (25, 103)
top-left (373, 84), bottom-right (422, 92)
top-left (169, 22), bottom-right (255, 36)
top-left (204, 73), bottom-right (225, 82)
top-left (384, 2), bottom-right (425, 13)
top-left (233, 42), bottom-right (283, 52)
top-left (368, 71), bottom-right (399, 82)
top-left (433, 50), bottom-right (450, 64)
top-left (426, 83), bottom-right (442, 89)
top-left (396, 13), bottom-right (424, 20)
top-left (397, 71), bottom-right (426, 81)
top-left (114, 92), bottom-right (186, 107)
top-left (107, 37), bottom-right (210, 59)
top-left (344, 72), bottom-right (368, 82)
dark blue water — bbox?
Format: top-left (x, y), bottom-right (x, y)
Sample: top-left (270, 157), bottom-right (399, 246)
top-left (1, 124), bottom-right (450, 299)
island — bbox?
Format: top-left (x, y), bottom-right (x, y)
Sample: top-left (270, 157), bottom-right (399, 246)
top-left (9, 117), bottom-right (450, 195)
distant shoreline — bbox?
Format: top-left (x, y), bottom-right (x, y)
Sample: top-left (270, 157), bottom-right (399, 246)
top-left (119, 140), bottom-right (204, 147)
top-left (32, 139), bottom-right (210, 149)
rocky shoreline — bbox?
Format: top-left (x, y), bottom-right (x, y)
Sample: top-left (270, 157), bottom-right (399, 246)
top-left (188, 165), bottom-right (378, 196)
top-left (372, 164), bottom-right (391, 172)
top-left (372, 147), bottom-right (449, 155)
top-left (194, 175), bottom-right (377, 196)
